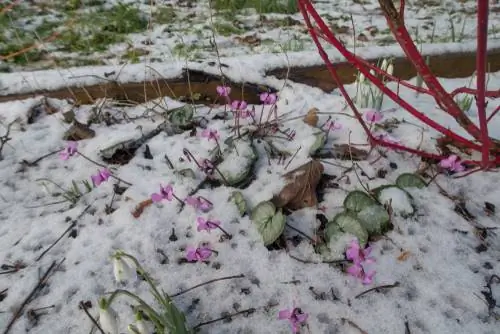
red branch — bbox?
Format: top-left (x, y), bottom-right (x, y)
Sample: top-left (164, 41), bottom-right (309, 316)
top-left (299, 0), bottom-right (499, 169)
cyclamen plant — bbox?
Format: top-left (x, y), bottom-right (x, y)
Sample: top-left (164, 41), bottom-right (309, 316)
top-left (345, 239), bottom-right (376, 285)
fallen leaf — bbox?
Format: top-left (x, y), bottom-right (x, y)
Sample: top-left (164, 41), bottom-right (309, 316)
top-left (303, 108), bottom-right (319, 127)
top-left (132, 198), bottom-right (153, 218)
top-left (397, 250), bottom-right (412, 262)
top-left (272, 160), bottom-right (324, 210)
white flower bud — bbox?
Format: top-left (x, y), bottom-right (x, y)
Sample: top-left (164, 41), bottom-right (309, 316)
top-left (381, 58), bottom-right (389, 71)
top-left (113, 255), bottom-right (136, 283)
top-left (99, 298), bottom-right (119, 334)
top-left (387, 64), bottom-right (394, 76)
top-left (128, 313), bottom-right (153, 334)
top-left (358, 72), bottom-right (365, 84)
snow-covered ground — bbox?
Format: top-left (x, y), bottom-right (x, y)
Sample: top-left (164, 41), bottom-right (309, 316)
top-left (1, 0), bottom-right (500, 71)
top-left (1, 1), bottom-right (500, 334)
top-left (0, 49), bottom-right (499, 333)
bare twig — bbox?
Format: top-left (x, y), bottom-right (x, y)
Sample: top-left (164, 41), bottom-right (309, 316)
top-left (354, 281), bottom-right (400, 299)
top-left (193, 302), bottom-right (278, 330)
top-left (79, 301), bottom-right (105, 334)
top-left (171, 274), bottom-right (245, 298)
top-left (3, 259), bottom-right (64, 334)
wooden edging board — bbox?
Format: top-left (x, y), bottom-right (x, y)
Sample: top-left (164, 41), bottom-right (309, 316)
top-left (1, 41), bottom-right (499, 105)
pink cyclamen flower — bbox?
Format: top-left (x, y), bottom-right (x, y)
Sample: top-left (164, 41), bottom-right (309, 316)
top-left (346, 239), bottom-right (375, 265)
top-left (60, 141), bottom-right (78, 160)
top-left (151, 184), bottom-right (174, 202)
top-left (231, 100), bottom-right (248, 111)
top-left (201, 129), bottom-right (220, 141)
top-left (278, 305), bottom-right (308, 333)
top-left (91, 168), bottom-right (112, 187)
top-left (439, 155), bottom-right (465, 172)
top-left (364, 110), bottom-right (383, 123)
top-left (185, 196), bottom-right (212, 212)
top-left (200, 159), bottom-right (214, 174)
top-left (216, 85), bottom-right (231, 97)
top-left (196, 217), bottom-right (221, 232)
top-left (324, 120), bottom-right (342, 131)
top-left (347, 263), bottom-right (376, 285)
top-left (185, 246), bottom-right (212, 262)
top-left (260, 92), bottom-right (277, 105)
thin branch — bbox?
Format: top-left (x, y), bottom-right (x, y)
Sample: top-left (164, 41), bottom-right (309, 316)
top-left (170, 274), bottom-right (245, 298)
top-left (354, 281), bottom-right (400, 299)
top-left (3, 259), bottom-right (64, 334)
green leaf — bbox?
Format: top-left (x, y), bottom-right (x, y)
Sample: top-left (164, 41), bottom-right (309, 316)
top-left (308, 131), bottom-right (326, 155)
top-left (332, 212), bottom-right (368, 246)
top-left (375, 186), bottom-right (415, 217)
top-left (395, 173), bottom-right (427, 189)
top-left (83, 180), bottom-right (92, 192)
top-left (324, 221), bottom-right (342, 243)
top-left (168, 105), bottom-right (194, 129)
top-left (251, 201), bottom-right (286, 246)
top-left (214, 139), bottom-right (257, 187)
top-left (357, 205), bottom-right (390, 235)
top-left (343, 190), bottom-right (377, 213)
top-left (229, 191), bottom-right (247, 216)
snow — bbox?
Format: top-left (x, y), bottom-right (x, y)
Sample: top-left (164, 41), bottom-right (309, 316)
top-left (378, 187), bottom-right (415, 217)
top-left (3, 39), bottom-right (500, 98)
top-left (0, 63), bottom-right (498, 333)
top-left (0, 2), bottom-right (500, 334)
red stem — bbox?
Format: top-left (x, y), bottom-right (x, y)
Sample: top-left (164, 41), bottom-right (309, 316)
top-left (476, 0), bottom-right (490, 168)
top-left (487, 105), bottom-right (500, 123)
top-left (450, 87), bottom-right (500, 99)
top-left (375, 0), bottom-right (484, 143)
top-left (299, 0), bottom-right (482, 152)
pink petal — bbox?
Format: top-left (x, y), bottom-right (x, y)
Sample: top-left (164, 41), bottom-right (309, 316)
top-left (201, 129), bottom-right (211, 138)
top-left (199, 201), bottom-right (212, 212)
top-left (91, 174), bottom-right (103, 186)
top-left (151, 193), bottom-right (163, 202)
top-left (185, 247), bottom-right (197, 262)
top-left (185, 196), bottom-right (197, 206)
top-left (197, 217), bottom-right (207, 231)
top-left (197, 247), bottom-right (212, 260)
top-left (59, 152), bottom-right (69, 160)
top-left (362, 270), bottom-right (376, 285)
top-left (296, 313), bottom-right (308, 323)
top-left (347, 264), bottom-right (363, 278)
top-left (278, 309), bottom-right (292, 320)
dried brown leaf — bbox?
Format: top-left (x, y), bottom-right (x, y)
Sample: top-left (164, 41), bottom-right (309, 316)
top-left (397, 250), bottom-right (412, 262)
top-left (303, 108), bottom-right (319, 127)
top-left (272, 160), bottom-right (324, 210)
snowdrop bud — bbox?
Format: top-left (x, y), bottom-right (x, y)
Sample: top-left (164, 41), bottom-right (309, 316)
top-left (99, 298), bottom-right (119, 334)
top-left (128, 313), bottom-right (153, 334)
top-left (387, 64), bottom-right (394, 76)
top-left (113, 255), bottom-right (136, 284)
top-left (358, 72), bottom-right (365, 84)
top-left (381, 58), bottom-right (388, 71)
